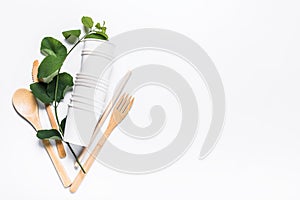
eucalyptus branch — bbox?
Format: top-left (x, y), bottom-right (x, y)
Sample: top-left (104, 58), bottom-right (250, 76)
top-left (31, 16), bottom-right (108, 174)
top-left (53, 33), bottom-right (89, 127)
top-left (53, 33), bottom-right (90, 173)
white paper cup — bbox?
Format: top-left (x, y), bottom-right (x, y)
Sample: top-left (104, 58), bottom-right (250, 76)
top-left (71, 93), bottom-right (104, 105)
top-left (74, 77), bottom-right (109, 85)
top-left (69, 98), bottom-right (103, 112)
top-left (70, 95), bottom-right (105, 109)
top-left (64, 39), bottom-right (115, 146)
top-left (72, 84), bottom-right (96, 97)
top-left (76, 72), bottom-right (99, 80)
top-left (82, 38), bottom-right (115, 56)
top-left (64, 107), bottom-right (99, 146)
top-left (75, 75), bottom-right (99, 82)
top-left (74, 80), bottom-right (109, 91)
top-left (80, 39), bottom-right (115, 75)
top-left (75, 81), bottom-right (107, 99)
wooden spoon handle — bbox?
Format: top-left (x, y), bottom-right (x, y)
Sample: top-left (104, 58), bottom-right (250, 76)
top-left (35, 119), bottom-right (71, 187)
top-left (45, 105), bottom-right (66, 158)
top-left (70, 121), bottom-right (116, 193)
top-left (42, 140), bottom-right (72, 187)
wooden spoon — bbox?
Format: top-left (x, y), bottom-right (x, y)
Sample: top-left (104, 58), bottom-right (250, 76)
top-left (32, 60), bottom-right (66, 158)
top-left (12, 88), bottom-right (71, 187)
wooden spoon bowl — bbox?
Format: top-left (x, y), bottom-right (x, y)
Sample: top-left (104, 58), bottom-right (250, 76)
top-left (12, 88), bottom-right (71, 187)
top-left (12, 88), bottom-right (41, 130)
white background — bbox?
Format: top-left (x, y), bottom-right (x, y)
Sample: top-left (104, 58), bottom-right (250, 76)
top-left (1, 0), bottom-right (300, 199)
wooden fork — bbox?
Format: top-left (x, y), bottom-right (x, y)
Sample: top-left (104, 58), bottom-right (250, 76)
top-left (70, 93), bottom-right (134, 193)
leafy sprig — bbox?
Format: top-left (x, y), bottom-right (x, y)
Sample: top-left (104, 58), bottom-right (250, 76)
top-left (30, 16), bottom-right (109, 173)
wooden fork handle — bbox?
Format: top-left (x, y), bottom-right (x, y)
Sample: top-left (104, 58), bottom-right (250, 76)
top-left (42, 140), bottom-right (72, 187)
top-left (45, 105), bottom-right (66, 158)
top-left (70, 121), bottom-right (117, 193)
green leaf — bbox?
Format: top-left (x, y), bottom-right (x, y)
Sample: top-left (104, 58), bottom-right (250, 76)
top-left (47, 72), bottom-right (74, 102)
top-left (40, 37), bottom-right (67, 58)
top-left (62, 29), bottom-right (81, 39)
top-left (36, 129), bottom-right (62, 140)
top-left (97, 31), bottom-right (108, 39)
top-left (95, 22), bottom-right (101, 29)
top-left (62, 30), bottom-right (81, 44)
top-left (60, 117), bottom-right (67, 135)
top-left (81, 16), bottom-right (93, 28)
top-left (39, 37), bottom-right (67, 82)
top-left (30, 82), bottom-right (53, 104)
top-left (85, 32), bottom-right (108, 40)
top-left (101, 27), bottom-right (107, 33)
top-left (37, 55), bottom-right (64, 82)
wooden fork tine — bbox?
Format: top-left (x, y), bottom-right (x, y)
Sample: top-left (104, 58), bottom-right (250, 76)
top-left (123, 97), bottom-right (134, 114)
top-left (115, 93), bottom-right (126, 110)
top-left (129, 97), bottom-right (135, 109)
top-left (118, 93), bottom-right (128, 111)
top-left (121, 95), bottom-right (132, 113)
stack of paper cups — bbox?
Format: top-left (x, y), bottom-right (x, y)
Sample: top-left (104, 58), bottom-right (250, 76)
top-left (64, 39), bottom-right (115, 146)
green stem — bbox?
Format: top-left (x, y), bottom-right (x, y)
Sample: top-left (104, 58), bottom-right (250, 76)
top-left (67, 34), bottom-right (87, 56)
top-left (66, 142), bottom-right (86, 173)
top-left (53, 81), bottom-right (60, 127)
top-left (67, 30), bottom-right (98, 56)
